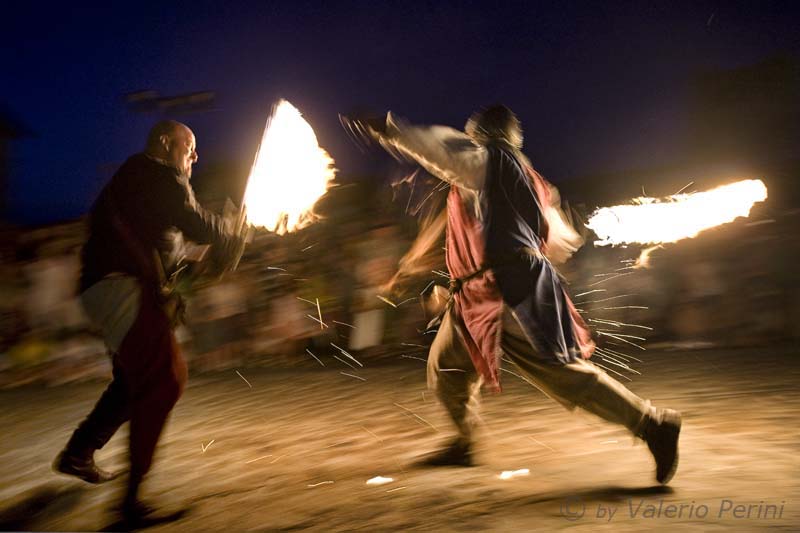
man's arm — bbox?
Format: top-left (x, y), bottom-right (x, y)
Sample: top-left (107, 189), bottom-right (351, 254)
top-left (163, 176), bottom-right (245, 272)
top-left (372, 113), bottom-right (488, 191)
top-left (167, 177), bottom-right (230, 246)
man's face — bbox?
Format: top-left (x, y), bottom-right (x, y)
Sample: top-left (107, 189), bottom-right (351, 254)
top-left (167, 127), bottom-right (198, 178)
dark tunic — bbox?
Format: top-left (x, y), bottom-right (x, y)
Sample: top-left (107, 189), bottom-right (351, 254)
top-left (447, 145), bottom-right (594, 391)
top-left (80, 153), bottom-right (229, 292)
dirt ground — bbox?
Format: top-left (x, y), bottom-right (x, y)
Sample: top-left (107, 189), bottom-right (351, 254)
top-left (0, 345), bottom-right (798, 531)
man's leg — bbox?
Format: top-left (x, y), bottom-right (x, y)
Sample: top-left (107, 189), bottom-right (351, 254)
top-left (55, 358), bottom-right (129, 483)
top-left (422, 307), bottom-right (482, 465)
top-left (501, 307), bottom-right (681, 483)
top-left (116, 291), bottom-right (188, 518)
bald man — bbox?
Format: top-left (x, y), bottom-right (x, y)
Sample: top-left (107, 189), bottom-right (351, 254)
top-left (54, 121), bottom-right (243, 524)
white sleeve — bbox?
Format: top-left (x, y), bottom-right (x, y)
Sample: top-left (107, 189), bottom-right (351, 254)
top-left (380, 112), bottom-right (487, 191)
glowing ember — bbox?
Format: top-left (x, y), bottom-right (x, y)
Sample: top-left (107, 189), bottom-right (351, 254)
top-left (243, 99), bottom-right (336, 233)
top-left (586, 179), bottom-right (767, 246)
top-left (499, 469), bottom-right (530, 480)
top-left (366, 476), bottom-right (394, 485)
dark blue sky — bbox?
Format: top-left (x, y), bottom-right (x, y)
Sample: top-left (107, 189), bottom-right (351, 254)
top-left (2, 0), bottom-right (798, 224)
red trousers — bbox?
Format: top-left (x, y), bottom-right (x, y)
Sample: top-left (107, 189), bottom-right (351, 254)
top-left (66, 288), bottom-right (188, 487)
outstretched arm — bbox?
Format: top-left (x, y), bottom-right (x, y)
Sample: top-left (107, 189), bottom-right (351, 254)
top-left (369, 113), bottom-right (488, 192)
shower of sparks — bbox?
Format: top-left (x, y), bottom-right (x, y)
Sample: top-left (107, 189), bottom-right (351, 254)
top-left (597, 356), bottom-right (641, 375)
top-left (307, 481), bottom-right (334, 488)
top-left (595, 346), bottom-right (642, 363)
top-left (340, 371), bottom-right (366, 381)
top-left (575, 294), bottom-right (636, 305)
top-left (316, 298), bottom-right (324, 331)
top-left (597, 331), bottom-right (647, 350)
top-left (330, 342), bottom-right (363, 367)
top-left (574, 289), bottom-right (606, 298)
top-left (333, 320), bottom-right (356, 329)
top-left (366, 476), bottom-right (394, 486)
top-left (589, 318), bottom-right (653, 331)
top-left (587, 179), bottom-right (768, 246)
top-left (243, 100), bottom-right (335, 233)
top-left (305, 348), bottom-right (325, 367)
top-left (201, 439), bottom-right (215, 453)
top-left (596, 331), bottom-right (646, 341)
top-left (594, 361), bottom-right (633, 381)
top-left (393, 402), bottom-right (438, 431)
top-left (499, 469), bottom-right (530, 480)
top-left (235, 370), bottom-right (252, 388)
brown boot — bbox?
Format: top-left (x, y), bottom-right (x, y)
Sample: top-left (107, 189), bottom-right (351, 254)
top-left (53, 449), bottom-right (122, 484)
top-left (643, 409), bottom-right (682, 484)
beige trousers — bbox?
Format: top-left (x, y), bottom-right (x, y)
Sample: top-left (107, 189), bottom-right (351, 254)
top-left (427, 305), bottom-right (655, 444)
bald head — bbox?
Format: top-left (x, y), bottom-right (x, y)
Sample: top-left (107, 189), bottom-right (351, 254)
top-left (145, 120), bottom-right (198, 178)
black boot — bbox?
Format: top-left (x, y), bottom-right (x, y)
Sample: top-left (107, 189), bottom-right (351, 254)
top-left (53, 449), bottom-right (122, 484)
top-left (416, 439), bottom-right (474, 467)
top-left (642, 408), bottom-right (682, 484)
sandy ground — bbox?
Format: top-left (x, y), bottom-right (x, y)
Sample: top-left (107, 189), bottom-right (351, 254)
top-left (0, 345), bottom-right (798, 531)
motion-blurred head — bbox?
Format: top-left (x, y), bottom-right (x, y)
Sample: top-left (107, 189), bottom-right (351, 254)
top-left (465, 105), bottom-right (523, 150)
top-left (145, 120), bottom-right (198, 178)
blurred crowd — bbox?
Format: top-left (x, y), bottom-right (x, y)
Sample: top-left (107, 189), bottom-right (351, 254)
top-left (1, 184), bottom-right (798, 390)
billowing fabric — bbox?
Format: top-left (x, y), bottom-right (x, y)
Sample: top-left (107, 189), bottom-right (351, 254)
top-left (447, 145), bottom-right (594, 391)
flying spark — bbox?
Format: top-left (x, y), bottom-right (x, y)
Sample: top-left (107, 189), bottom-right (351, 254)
top-left (340, 371), bottom-right (366, 381)
top-left (305, 348), bottom-right (325, 367)
top-left (376, 295), bottom-right (398, 308)
top-left (330, 342), bottom-right (363, 367)
top-left (393, 402), bottom-right (438, 431)
top-left (307, 481), bottom-right (334, 488)
top-left (236, 370), bottom-right (252, 388)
